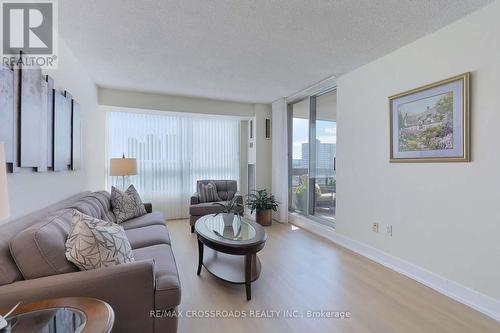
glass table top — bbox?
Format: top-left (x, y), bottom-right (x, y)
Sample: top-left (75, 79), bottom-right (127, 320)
top-left (5, 308), bottom-right (86, 333)
top-left (199, 214), bottom-right (256, 241)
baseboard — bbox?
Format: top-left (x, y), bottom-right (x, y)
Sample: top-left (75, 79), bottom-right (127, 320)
top-left (289, 213), bottom-right (500, 322)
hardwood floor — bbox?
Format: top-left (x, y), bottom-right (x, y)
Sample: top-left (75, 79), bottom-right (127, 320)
top-left (166, 219), bottom-right (500, 333)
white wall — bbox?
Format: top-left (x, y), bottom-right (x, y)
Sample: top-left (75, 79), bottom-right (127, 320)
top-left (247, 118), bottom-right (256, 165)
top-left (254, 104), bottom-right (272, 192)
top-left (336, 0), bottom-right (500, 301)
top-left (239, 120), bottom-right (248, 197)
top-left (99, 88), bottom-right (255, 117)
top-left (5, 39), bottom-right (103, 222)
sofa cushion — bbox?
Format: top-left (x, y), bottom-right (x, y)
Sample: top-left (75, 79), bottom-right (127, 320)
top-left (66, 210), bottom-right (135, 271)
top-left (126, 225), bottom-right (171, 249)
top-left (133, 244), bottom-right (181, 309)
top-left (189, 201), bottom-right (226, 216)
top-left (111, 185), bottom-right (147, 224)
top-left (66, 191), bottom-right (116, 224)
top-left (0, 192), bottom-right (96, 286)
top-left (9, 209), bottom-right (78, 280)
top-left (120, 212), bottom-right (166, 230)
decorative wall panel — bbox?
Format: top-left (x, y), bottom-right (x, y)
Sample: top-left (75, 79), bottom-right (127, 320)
top-left (0, 65), bottom-right (14, 164)
top-left (20, 67), bottom-right (43, 167)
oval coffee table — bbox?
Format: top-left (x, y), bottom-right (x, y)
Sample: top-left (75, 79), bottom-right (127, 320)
top-left (195, 214), bottom-right (267, 300)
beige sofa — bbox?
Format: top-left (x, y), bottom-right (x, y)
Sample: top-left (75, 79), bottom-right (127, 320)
top-left (0, 191), bottom-right (181, 333)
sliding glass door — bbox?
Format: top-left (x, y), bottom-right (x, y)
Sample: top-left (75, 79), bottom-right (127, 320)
top-left (312, 91), bottom-right (336, 222)
top-left (290, 99), bottom-right (309, 214)
top-left (288, 89), bottom-right (337, 225)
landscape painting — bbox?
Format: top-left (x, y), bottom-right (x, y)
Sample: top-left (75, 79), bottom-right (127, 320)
top-left (389, 73), bottom-right (469, 162)
top-left (398, 91), bottom-right (453, 152)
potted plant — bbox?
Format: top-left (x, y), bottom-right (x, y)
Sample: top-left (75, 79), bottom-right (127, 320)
top-left (294, 179), bottom-right (307, 212)
top-left (246, 189), bottom-right (279, 226)
top-left (213, 197), bottom-right (243, 226)
top-left (294, 176), bottom-right (324, 212)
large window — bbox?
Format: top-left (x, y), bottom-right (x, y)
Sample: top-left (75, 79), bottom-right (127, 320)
top-left (107, 111), bottom-right (240, 219)
top-left (289, 89), bottom-right (336, 225)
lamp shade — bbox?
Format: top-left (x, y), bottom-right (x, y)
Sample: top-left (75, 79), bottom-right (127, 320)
top-left (110, 157), bottom-right (137, 176)
top-left (0, 143), bottom-right (10, 221)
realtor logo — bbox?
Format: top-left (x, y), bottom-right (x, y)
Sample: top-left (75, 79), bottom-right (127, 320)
top-left (1, 0), bottom-right (58, 68)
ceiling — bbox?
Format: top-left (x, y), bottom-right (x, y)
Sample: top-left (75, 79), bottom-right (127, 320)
top-left (60, 0), bottom-right (492, 103)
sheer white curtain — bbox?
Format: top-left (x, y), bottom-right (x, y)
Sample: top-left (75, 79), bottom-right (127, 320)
top-left (271, 99), bottom-right (289, 222)
top-left (107, 111), bottom-right (240, 219)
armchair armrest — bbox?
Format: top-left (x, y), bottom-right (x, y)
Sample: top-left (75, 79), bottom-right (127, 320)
top-left (190, 192), bottom-right (200, 205)
top-left (0, 260), bottom-right (155, 333)
top-left (144, 203), bottom-right (153, 213)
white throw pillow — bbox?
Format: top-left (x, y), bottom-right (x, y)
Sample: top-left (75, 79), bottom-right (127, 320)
top-left (65, 210), bottom-right (135, 271)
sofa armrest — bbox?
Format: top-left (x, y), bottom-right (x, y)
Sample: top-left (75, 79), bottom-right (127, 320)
top-left (0, 260), bottom-right (156, 333)
top-left (144, 203), bottom-right (153, 213)
top-left (190, 192), bottom-right (200, 205)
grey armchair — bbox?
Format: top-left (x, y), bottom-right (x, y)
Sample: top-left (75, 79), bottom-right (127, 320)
top-left (189, 180), bottom-right (244, 233)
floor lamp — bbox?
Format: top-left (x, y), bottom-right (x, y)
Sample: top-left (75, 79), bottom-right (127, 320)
top-left (0, 143), bottom-right (10, 221)
top-left (110, 155), bottom-right (137, 190)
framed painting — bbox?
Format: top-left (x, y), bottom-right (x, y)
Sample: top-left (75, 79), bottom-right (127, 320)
top-left (389, 73), bottom-right (470, 163)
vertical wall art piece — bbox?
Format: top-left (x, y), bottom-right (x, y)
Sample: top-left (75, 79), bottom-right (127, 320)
top-left (36, 79), bottom-right (49, 172)
top-left (0, 65), bottom-right (15, 165)
top-left (53, 90), bottom-right (72, 171)
top-left (389, 73), bottom-right (470, 163)
top-left (20, 65), bottom-right (43, 168)
top-left (71, 100), bottom-right (82, 170)
top-left (46, 75), bottom-right (54, 168)
top-left (11, 67), bottom-right (20, 173)
top-left (3, 54), bottom-right (82, 175)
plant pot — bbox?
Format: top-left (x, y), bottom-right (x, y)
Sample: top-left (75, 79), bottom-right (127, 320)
top-left (256, 209), bottom-right (272, 226)
top-left (221, 213), bottom-right (235, 227)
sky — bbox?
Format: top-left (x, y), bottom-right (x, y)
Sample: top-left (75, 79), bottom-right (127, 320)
top-left (292, 119), bottom-right (336, 159)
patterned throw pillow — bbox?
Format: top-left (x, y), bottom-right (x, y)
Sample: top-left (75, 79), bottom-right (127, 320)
top-left (198, 182), bottom-right (221, 203)
top-left (111, 185), bottom-right (147, 223)
top-left (65, 210), bottom-right (135, 271)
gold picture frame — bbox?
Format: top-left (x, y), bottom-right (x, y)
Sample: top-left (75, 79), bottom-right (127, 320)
top-left (389, 72), bottom-right (470, 163)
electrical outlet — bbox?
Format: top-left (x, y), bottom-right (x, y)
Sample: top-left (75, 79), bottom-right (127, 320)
top-left (372, 222), bottom-right (379, 233)
top-left (386, 225), bottom-right (393, 236)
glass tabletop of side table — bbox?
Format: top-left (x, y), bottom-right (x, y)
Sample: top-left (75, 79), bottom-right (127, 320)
top-left (5, 308), bottom-right (86, 333)
top-left (0, 297), bottom-right (114, 333)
